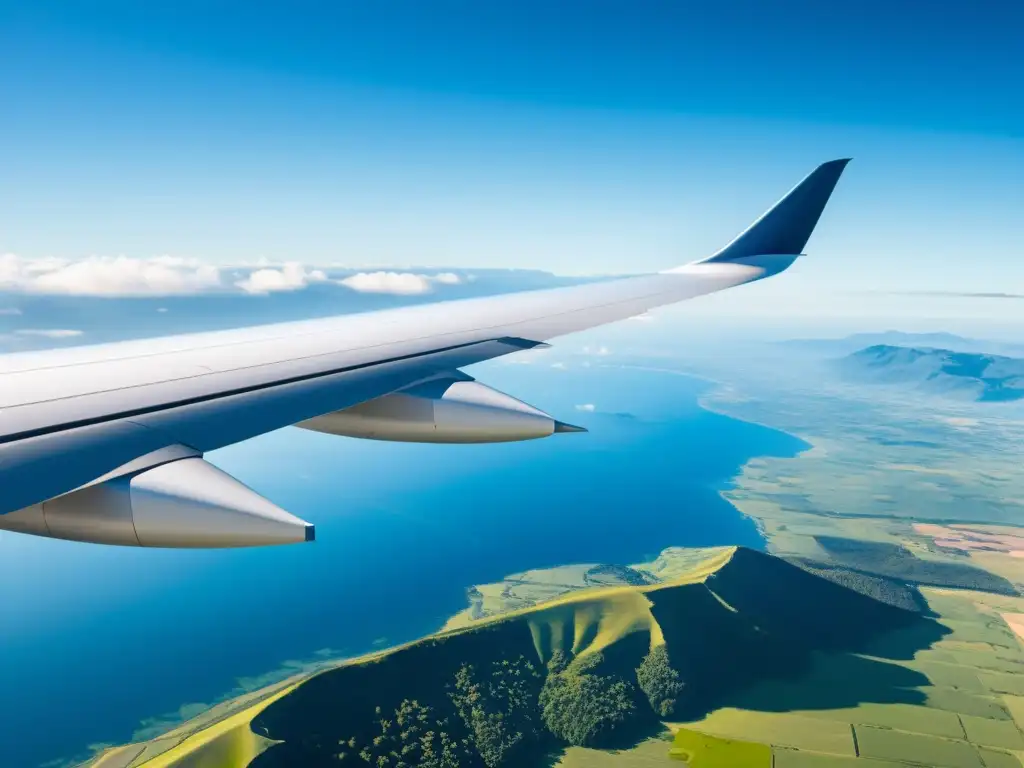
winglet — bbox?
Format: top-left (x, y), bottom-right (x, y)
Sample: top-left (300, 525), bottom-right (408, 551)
top-left (702, 158), bottom-right (850, 263)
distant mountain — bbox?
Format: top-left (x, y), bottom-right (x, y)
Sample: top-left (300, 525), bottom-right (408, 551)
top-left (780, 331), bottom-right (1024, 357)
top-left (836, 345), bottom-right (1024, 402)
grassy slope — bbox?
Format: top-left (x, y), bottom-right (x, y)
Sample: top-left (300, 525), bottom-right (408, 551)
top-left (89, 544), bottom-right (945, 767)
top-left (81, 546), bottom-right (1024, 768)
top-left (84, 678), bottom-right (305, 768)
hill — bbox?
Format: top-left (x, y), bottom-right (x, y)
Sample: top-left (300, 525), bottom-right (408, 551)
top-left (249, 546), bottom-right (935, 766)
top-left (84, 544), bottom-right (1024, 768)
top-left (835, 345), bottom-right (1024, 402)
top-left (779, 331), bottom-right (992, 357)
top-left (83, 546), bottom-right (933, 768)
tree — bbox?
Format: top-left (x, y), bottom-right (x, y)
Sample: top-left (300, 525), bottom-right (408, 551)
top-left (636, 644), bottom-right (684, 717)
top-left (337, 700), bottom-right (465, 768)
top-left (449, 656), bottom-right (543, 766)
top-left (539, 651), bottom-right (638, 747)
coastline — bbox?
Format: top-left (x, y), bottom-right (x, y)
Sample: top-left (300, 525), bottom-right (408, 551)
top-left (697, 385), bottom-right (818, 554)
top-left (606, 362), bottom-right (817, 555)
top-left (696, 381), bottom-right (815, 455)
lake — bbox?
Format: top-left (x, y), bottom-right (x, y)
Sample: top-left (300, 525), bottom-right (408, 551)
top-left (0, 361), bottom-right (805, 767)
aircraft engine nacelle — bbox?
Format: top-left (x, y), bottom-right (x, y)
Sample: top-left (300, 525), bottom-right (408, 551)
top-left (0, 457), bottom-right (314, 548)
top-left (297, 380), bottom-right (586, 444)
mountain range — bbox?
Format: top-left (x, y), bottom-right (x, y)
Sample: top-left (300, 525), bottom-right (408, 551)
top-left (781, 332), bottom-right (1024, 358)
top-left (836, 345), bottom-right (1024, 402)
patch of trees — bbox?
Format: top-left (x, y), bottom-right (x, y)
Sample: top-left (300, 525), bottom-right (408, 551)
top-left (539, 650), bottom-right (638, 747)
top-left (584, 564), bottom-right (657, 587)
top-left (636, 644), bottom-right (685, 717)
top-left (814, 536), bottom-right (1018, 596)
top-left (335, 699), bottom-right (469, 767)
top-left (785, 557), bottom-right (927, 613)
top-left (450, 657), bottom-right (544, 766)
top-left (334, 646), bottom-right (681, 766)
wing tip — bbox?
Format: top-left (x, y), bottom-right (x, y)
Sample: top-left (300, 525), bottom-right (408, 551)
top-left (819, 156), bottom-right (853, 178)
top-left (701, 157), bottom-right (852, 264)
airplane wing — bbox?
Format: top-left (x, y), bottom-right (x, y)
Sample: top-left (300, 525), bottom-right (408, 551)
top-left (0, 159), bottom-right (849, 547)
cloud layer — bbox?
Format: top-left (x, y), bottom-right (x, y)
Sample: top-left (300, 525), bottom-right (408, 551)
top-left (880, 290), bottom-right (1024, 301)
top-left (0, 254), bottom-right (221, 296)
top-left (0, 254), bottom-right (466, 298)
top-left (14, 329), bottom-right (83, 339)
top-left (339, 271), bottom-right (463, 295)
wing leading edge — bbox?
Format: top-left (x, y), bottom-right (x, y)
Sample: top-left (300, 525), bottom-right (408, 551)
top-left (0, 159), bottom-right (850, 541)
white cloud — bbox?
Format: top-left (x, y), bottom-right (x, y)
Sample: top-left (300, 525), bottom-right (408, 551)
top-left (235, 262), bottom-right (327, 294)
top-left (339, 271), bottom-right (464, 295)
top-left (432, 272), bottom-right (463, 285)
top-left (156, 307), bottom-right (168, 313)
top-left (551, 361), bottom-right (567, 369)
top-left (341, 271), bottom-right (432, 295)
top-left (0, 254), bottom-right (222, 296)
top-left (15, 329), bottom-right (83, 339)
top-left (575, 403), bottom-right (596, 412)
top-left (0, 308), bottom-right (22, 315)
top-left (581, 345), bottom-right (612, 356)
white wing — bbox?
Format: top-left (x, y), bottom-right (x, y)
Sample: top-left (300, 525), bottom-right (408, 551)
top-left (0, 159), bottom-right (849, 546)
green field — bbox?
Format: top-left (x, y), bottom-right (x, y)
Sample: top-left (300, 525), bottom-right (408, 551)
top-left (855, 726), bottom-right (983, 767)
top-left (961, 713), bottom-right (1024, 749)
top-left (668, 727), bottom-right (770, 766)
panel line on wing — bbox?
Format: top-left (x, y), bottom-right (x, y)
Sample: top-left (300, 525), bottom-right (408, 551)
top-left (0, 276), bottom-right (688, 410)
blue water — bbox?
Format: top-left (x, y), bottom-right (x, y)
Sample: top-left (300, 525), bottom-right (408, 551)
top-left (0, 363), bottom-right (804, 767)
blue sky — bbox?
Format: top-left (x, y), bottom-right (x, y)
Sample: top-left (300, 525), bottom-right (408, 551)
top-left (0, 1), bottom-right (1021, 323)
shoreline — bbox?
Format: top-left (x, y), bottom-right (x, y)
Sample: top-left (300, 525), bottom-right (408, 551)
top-left (697, 385), bottom-right (819, 554)
top-left (606, 361), bottom-right (819, 553)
